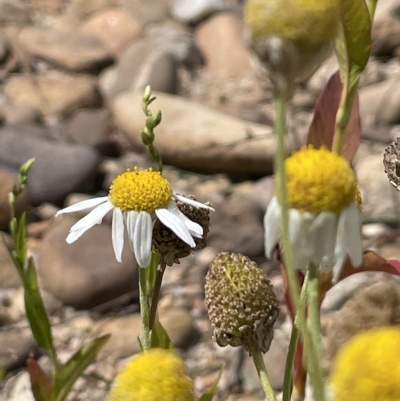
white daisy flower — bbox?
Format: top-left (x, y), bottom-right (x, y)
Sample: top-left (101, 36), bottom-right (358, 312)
top-left (264, 146), bottom-right (363, 282)
top-left (56, 167), bottom-right (214, 268)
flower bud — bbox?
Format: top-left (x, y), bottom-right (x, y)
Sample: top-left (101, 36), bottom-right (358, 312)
top-left (205, 252), bottom-right (279, 354)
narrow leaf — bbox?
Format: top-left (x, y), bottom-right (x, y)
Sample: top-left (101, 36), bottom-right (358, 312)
top-left (54, 334), bottom-right (110, 401)
top-left (24, 257), bottom-right (56, 360)
top-left (335, 0), bottom-right (371, 91)
top-left (198, 366), bottom-right (224, 401)
top-left (307, 72), bottom-right (361, 162)
top-left (27, 357), bottom-right (54, 401)
top-left (150, 316), bottom-right (173, 350)
top-left (15, 212), bottom-right (27, 264)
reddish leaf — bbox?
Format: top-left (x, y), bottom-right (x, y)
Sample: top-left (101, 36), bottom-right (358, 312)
top-left (307, 71), bottom-right (361, 162)
top-left (27, 356), bottom-right (54, 401)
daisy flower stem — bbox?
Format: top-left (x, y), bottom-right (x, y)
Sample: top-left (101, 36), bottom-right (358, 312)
top-left (149, 263), bottom-right (166, 331)
top-left (139, 266), bottom-right (150, 350)
top-left (282, 272), bottom-right (309, 401)
top-left (250, 346), bottom-right (277, 401)
top-left (308, 263), bottom-right (322, 355)
top-left (274, 94), bottom-right (326, 401)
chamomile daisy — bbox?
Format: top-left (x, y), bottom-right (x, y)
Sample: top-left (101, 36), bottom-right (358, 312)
top-left (56, 167), bottom-right (214, 268)
top-left (264, 146), bottom-right (362, 282)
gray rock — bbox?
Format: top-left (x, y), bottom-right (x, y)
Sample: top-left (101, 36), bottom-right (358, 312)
top-left (359, 78), bottom-right (400, 126)
top-left (3, 72), bottom-right (100, 118)
top-left (18, 26), bottom-right (114, 72)
top-left (119, 0), bottom-right (170, 24)
top-left (65, 109), bottom-right (111, 148)
top-left (0, 330), bottom-right (38, 372)
top-left (99, 38), bottom-right (179, 101)
top-left (1, 371), bottom-right (35, 401)
top-left (0, 128), bottom-right (101, 203)
top-left (37, 218), bottom-right (138, 309)
top-left (110, 91), bottom-right (276, 175)
top-left (355, 151), bottom-right (400, 221)
top-left (171, 0), bottom-right (225, 24)
top-left (209, 195), bottom-right (264, 256)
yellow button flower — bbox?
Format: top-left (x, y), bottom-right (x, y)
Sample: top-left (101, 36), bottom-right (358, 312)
top-left (264, 147), bottom-right (362, 281)
top-left (56, 167), bottom-right (214, 268)
top-left (244, 0), bottom-right (339, 96)
top-left (329, 327), bottom-right (400, 401)
top-left (107, 349), bottom-right (196, 401)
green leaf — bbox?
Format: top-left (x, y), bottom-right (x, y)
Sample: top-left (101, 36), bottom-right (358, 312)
top-left (198, 366), bottom-right (224, 401)
top-left (27, 357), bottom-right (55, 401)
top-left (150, 316), bottom-right (173, 350)
top-left (54, 334), bottom-right (110, 401)
top-left (335, 0), bottom-right (371, 93)
top-left (15, 212), bottom-right (27, 264)
top-left (24, 257), bottom-right (57, 362)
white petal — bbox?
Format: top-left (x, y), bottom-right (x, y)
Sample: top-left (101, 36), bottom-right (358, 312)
top-left (126, 210), bottom-right (139, 251)
top-left (289, 209), bottom-right (314, 271)
top-left (112, 208), bottom-right (124, 263)
top-left (165, 201), bottom-right (203, 237)
top-left (342, 203), bottom-right (363, 267)
top-left (309, 212), bottom-right (337, 270)
top-left (264, 197), bottom-right (281, 258)
top-left (174, 194), bottom-right (215, 211)
top-left (156, 207), bottom-right (196, 247)
top-left (68, 201), bottom-right (113, 231)
top-left (66, 226), bottom-right (92, 243)
top-left (64, 202), bottom-right (114, 243)
top-left (56, 196), bottom-right (108, 216)
top-left (134, 212), bottom-right (153, 268)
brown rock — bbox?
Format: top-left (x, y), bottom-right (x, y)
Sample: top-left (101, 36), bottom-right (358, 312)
top-left (93, 314), bottom-right (142, 361)
top-left (18, 26), bottom-right (113, 72)
top-left (3, 73), bottom-right (100, 117)
top-left (195, 13), bottom-right (253, 79)
top-left (70, 0), bottom-right (118, 19)
top-left (37, 218), bottom-right (139, 309)
top-left (324, 281), bottom-right (400, 372)
top-left (159, 307), bottom-right (200, 349)
top-left (82, 8), bottom-right (143, 57)
top-left (111, 91), bottom-right (276, 175)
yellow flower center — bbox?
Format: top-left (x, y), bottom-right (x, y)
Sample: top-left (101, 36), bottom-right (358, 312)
top-left (107, 349), bottom-right (195, 401)
top-left (109, 168), bottom-right (173, 212)
top-left (283, 146), bottom-right (357, 214)
top-left (245, 0), bottom-right (339, 52)
top-left (329, 327), bottom-right (400, 401)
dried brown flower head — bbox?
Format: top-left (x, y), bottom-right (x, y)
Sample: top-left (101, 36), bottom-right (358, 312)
top-left (383, 137), bottom-right (400, 191)
top-left (153, 195), bottom-right (212, 266)
top-left (205, 252), bottom-right (279, 354)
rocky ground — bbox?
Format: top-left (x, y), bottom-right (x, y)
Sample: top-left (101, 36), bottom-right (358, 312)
top-left (1, 0), bottom-right (400, 400)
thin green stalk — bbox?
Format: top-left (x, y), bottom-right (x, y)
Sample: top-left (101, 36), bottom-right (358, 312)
top-left (282, 272), bottom-right (309, 401)
top-left (139, 267), bottom-right (150, 350)
top-left (308, 263), bottom-right (322, 355)
top-left (251, 347), bottom-right (277, 401)
top-left (274, 94), bottom-right (326, 401)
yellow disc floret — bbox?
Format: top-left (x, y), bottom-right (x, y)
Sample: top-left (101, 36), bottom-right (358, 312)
top-left (284, 146), bottom-right (357, 214)
top-left (329, 327), bottom-right (400, 401)
top-left (245, 0), bottom-right (339, 52)
top-left (107, 349), bottom-right (195, 401)
top-left (109, 168), bottom-right (173, 212)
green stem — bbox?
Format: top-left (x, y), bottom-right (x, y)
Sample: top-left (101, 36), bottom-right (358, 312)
top-left (149, 263), bottom-right (166, 331)
top-left (139, 266), bottom-right (150, 350)
top-left (308, 263), bottom-right (322, 355)
top-left (282, 272), bottom-right (309, 401)
top-left (274, 94), bottom-right (326, 401)
top-left (251, 348), bottom-right (277, 401)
